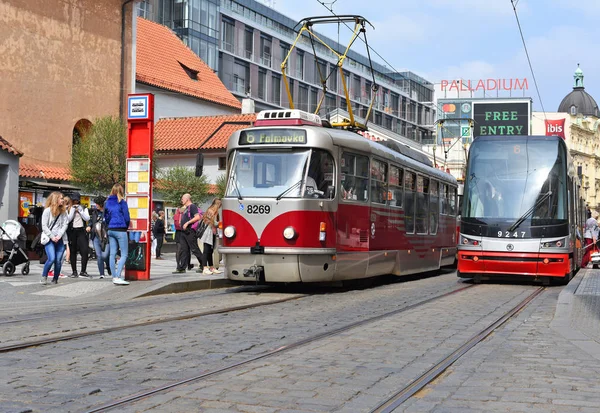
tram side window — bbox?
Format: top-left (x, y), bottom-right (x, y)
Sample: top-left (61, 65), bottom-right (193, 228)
top-left (416, 175), bottom-right (429, 234)
top-left (430, 180), bottom-right (439, 234)
top-left (440, 183), bottom-right (448, 215)
top-left (404, 171), bottom-right (416, 233)
top-left (370, 158), bottom-right (388, 205)
top-left (389, 165), bottom-right (403, 208)
top-left (449, 186), bottom-right (457, 216)
top-left (341, 152), bottom-right (369, 202)
top-left (307, 149), bottom-right (335, 199)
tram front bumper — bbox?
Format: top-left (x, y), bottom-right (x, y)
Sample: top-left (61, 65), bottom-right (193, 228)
top-left (219, 247), bottom-right (337, 283)
top-left (458, 251), bottom-right (570, 278)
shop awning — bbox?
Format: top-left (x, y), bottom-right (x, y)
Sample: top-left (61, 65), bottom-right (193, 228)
top-left (21, 180), bottom-right (81, 191)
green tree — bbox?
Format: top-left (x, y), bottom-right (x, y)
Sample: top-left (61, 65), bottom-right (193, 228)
top-left (155, 165), bottom-right (210, 206)
top-left (70, 116), bottom-right (127, 194)
top-left (214, 173), bottom-right (227, 199)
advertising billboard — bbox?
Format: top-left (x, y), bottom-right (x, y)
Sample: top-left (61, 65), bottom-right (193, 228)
top-left (545, 119), bottom-right (566, 139)
top-left (472, 100), bottom-right (531, 138)
top-left (438, 99), bottom-right (473, 144)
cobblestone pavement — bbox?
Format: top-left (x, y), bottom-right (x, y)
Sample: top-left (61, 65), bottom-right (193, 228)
top-left (1, 271), bottom-right (465, 412)
top-left (1, 270), bottom-right (545, 413)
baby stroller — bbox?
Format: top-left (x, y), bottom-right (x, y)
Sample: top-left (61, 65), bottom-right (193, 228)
top-left (0, 220), bottom-right (30, 276)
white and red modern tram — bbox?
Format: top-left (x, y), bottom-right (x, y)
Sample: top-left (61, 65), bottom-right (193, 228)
top-left (457, 135), bottom-right (586, 284)
top-left (219, 109), bottom-right (458, 283)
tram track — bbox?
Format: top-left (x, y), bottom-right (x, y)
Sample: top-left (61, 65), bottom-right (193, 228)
top-left (82, 284), bottom-right (477, 413)
top-left (0, 294), bottom-right (308, 353)
top-left (369, 286), bottom-right (546, 413)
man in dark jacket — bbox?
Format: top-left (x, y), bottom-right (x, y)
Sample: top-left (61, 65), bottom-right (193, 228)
top-left (87, 196), bottom-right (111, 278)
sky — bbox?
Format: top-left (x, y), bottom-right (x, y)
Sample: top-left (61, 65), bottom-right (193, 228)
top-left (267, 0), bottom-right (600, 112)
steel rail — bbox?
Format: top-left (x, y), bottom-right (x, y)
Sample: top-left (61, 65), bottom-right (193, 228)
top-left (84, 284), bottom-right (476, 413)
top-left (370, 286), bottom-right (545, 413)
top-left (0, 295), bottom-right (308, 353)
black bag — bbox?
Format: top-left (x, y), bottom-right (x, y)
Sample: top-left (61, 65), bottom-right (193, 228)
top-left (195, 221), bottom-right (209, 239)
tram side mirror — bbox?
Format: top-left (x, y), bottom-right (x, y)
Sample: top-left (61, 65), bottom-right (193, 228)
top-left (195, 153), bottom-right (204, 177)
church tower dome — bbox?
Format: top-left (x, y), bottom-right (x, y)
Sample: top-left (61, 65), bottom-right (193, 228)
top-left (558, 64), bottom-right (599, 117)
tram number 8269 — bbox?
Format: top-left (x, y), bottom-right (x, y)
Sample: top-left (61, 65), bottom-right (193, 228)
top-left (247, 205), bottom-right (271, 214)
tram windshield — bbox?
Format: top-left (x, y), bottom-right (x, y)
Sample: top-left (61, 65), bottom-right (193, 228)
top-left (226, 148), bottom-right (335, 199)
top-left (462, 138), bottom-right (567, 226)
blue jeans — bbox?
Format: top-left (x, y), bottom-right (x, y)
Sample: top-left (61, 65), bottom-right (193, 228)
top-left (93, 236), bottom-right (110, 276)
top-left (43, 239), bottom-right (65, 281)
top-left (108, 230), bottom-right (128, 279)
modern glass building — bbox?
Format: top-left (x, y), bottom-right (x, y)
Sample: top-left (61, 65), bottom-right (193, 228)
top-left (139, 0), bottom-right (435, 144)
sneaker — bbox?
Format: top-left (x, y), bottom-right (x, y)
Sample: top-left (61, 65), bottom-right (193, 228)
top-left (195, 267), bottom-right (204, 273)
top-left (187, 264), bottom-right (195, 270)
top-left (202, 268), bottom-right (213, 275)
top-left (51, 279), bottom-right (58, 284)
top-left (79, 272), bottom-right (92, 279)
top-left (172, 269), bottom-right (186, 274)
top-left (48, 270), bottom-right (54, 277)
top-left (69, 272), bottom-right (78, 278)
top-left (211, 268), bottom-right (223, 274)
top-left (99, 274), bottom-right (105, 279)
top-left (155, 257), bottom-right (163, 260)
top-left (113, 278), bottom-right (130, 285)
top-left (40, 276), bottom-right (47, 285)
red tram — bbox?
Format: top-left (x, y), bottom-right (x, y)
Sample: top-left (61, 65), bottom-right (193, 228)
top-left (458, 135), bottom-right (586, 284)
top-left (218, 109), bottom-right (458, 283)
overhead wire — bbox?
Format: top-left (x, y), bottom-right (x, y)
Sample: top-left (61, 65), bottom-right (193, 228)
top-left (510, 0), bottom-right (546, 120)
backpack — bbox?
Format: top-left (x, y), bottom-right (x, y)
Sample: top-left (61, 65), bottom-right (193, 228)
top-left (186, 205), bottom-right (200, 232)
top-left (174, 209), bottom-right (182, 231)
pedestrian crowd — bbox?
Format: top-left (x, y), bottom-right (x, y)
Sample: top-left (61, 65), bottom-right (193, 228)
top-left (38, 187), bottom-right (222, 286)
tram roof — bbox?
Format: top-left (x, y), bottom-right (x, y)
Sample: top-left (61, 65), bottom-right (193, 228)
top-left (227, 124), bottom-right (457, 185)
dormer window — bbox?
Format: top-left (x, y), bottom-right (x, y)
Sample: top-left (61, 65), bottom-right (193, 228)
top-left (179, 62), bottom-right (199, 81)
top-left (570, 105), bottom-right (577, 116)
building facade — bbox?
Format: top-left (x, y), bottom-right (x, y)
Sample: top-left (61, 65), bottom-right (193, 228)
top-left (140, 0), bottom-right (436, 145)
top-left (1, 0), bottom-right (135, 168)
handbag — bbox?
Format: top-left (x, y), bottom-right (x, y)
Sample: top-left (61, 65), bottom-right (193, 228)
top-left (195, 220), bottom-right (209, 239)
top-left (40, 217), bottom-right (58, 245)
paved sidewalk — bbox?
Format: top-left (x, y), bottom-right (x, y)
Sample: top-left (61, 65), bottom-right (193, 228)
top-left (0, 252), bottom-right (231, 305)
top-left (552, 267), bottom-right (600, 357)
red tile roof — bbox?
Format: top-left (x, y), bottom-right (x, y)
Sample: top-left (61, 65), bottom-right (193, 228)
top-left (20, 160), bottom-right (72, 181)
top-left (0, 136), bottom-right (23, 157)
top-left (155, 113), bottom-right (256, 151)
top-left (137, 17), bottom-right (241, 110)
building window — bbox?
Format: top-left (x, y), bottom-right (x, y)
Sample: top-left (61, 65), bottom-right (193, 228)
top-left (310, 88), bottom-right (318, 113)
top-left (298, 85), bottom-right (309, 112)
top-left (315, 59), bottom-right (327, 85)
top-left (258, 69), bottom-right (267, 100)
top-left (570, 105), bottom-right (577, 115)
top-left (271, 74), bottom-right (281, 104)
top-left (218, 157), bottom-right (226, 170)
top-left (280, 42), bottom-right (290, 73)
top-left (260, 35), bottom-right (272, 67)
top-left (244, 27), bottom-right (253, 60)
top-left (233, 59), bottom-right (249, 94)
top-left (221, 18), bottom-right (234, 52)
top-left (296, 50), bottom-right (304, 79)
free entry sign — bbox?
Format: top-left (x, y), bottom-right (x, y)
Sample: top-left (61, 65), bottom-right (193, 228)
top-left (472, 100), bottom-right (531, 138)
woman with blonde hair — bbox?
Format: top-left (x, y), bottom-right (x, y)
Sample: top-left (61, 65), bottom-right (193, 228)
top-left (199, 198), bottom-right (222, 275)
top-left (104, 183), bottom-right (131, 285)
top-left (40, 192), bottom-right (70, 284)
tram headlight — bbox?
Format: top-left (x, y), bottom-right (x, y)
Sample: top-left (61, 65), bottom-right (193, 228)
top-left (224, 225), bottom-right (236, 239)
top-left (460, 235), bottom-right (481, 246)
top-left (283, 226), bottom-right (297, 240)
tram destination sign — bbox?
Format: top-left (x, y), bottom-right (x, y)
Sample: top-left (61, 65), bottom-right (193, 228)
top-left (473, 100), bottom-right (530, 137)
top-left (239, 129), bottom-right (307, 145)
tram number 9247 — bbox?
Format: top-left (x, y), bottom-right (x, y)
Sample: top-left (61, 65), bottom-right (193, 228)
top-left (498, 231), bottom-right (527, 238)
top-left (246, 205), bottom-right (271, 214)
